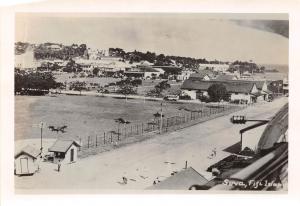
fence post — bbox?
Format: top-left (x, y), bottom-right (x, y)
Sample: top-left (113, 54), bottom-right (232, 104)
top-left (96, 135), bottom-right (98, 147)
top-left (141, 123), bottom-right (144, 135)
top-left (103, 132), bottom-right (106, 144)
top-left (110, 132), bottom-right (113, 143)
top-left (88, 136), bottom-right (90, 148)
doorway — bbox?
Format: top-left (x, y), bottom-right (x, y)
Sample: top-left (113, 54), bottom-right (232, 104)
top-left (20, 157), bottom-right (29, 174)
top-left (70, 149), bottom-right (74, 162)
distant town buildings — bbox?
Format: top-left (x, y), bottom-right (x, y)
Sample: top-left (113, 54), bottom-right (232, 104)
top-left (198, 63), bottom-right (230, 73)
top-left (14, 42), bottom-right (288, 102)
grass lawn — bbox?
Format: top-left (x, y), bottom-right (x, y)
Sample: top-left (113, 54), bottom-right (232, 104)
top-left (15, 95), bottom-right (218, 142)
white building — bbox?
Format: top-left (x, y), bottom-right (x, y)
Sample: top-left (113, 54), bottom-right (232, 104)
top-left (199, 63), bottom-right (230, 73)
top-left (47, 44), bottom-right (62, 51)
top-left (48, 139), bottom-right (81, 164)
top-left (15, 145), bottom-right (41, 175)
top-left (181, 79), bottom-right (258, 104)
top-left (177, 69), bottom-right (195, 81)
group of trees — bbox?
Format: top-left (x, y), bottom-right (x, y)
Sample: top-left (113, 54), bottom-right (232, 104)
top-left (15, 42), bottom-right (31, 55)
top-left (15, 71), bottom-right (61, 95)
top-left (108, 48), bottom-right (230, 69)
top-left (146, 80), bottom-right (171, 97)
top-left (34, 43), bottom-right (88, 60)
top-left (63, 59), bottom-right (83, 73)
top-left (37, 59), bottom-right (84, 74)
top-left (115, 78), bottom-right (140, 97)
top-left (228, 61), bottom-right (265, 74)
top-left (69, 81), bottom-right (87, 95)
top-left (207, 83), bottom-right (229, 102)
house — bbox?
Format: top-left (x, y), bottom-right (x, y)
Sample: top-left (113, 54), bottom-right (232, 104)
top-left (47, 44), bottom-right (62, 51)
top-left (48, 139), bottom-right (81, 164)
top-left (147, 167), bottom-right (208, 190)
top-left (267, 80), bottom-right (284, 95)
top-left (198, 63), bottom-right (229, 72)
top-left (177, 69), bottom-right (195, 81)
top-left (124, 67), bottom-right (164, 79)
top-left (223, 80), bottom-right (270, 101)
top-left (247, 80), bottom-right (271, 101)
top-left (15, 145), bottom-right (41, 175)
top-left (215, 74), bottom-right (238, 81)
top-left (181, 79), bottom-right (258, 103)
top-left (189, 70), bottom-right (216, 81)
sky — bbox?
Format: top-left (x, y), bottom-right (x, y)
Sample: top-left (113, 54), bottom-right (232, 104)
top-left (15, 13), bottom-right (289, 65)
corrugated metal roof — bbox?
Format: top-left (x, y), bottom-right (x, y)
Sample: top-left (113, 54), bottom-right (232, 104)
top-left (231, 80), bottom-right (266, 90)
top-left (215, 74), bottom-right (237, 81)
top-left (15, 145), bottom-right (41, 159)
top-left (48, 139), bottom-right (80, 153)
top-left (147, 167), bottom-right (208, 190)
top-left (190, 70), bottom-right (215, 79)
top-left (181, 79), bottom-right (256, 94)
top-left (257, 103), bottom-right (288, 151)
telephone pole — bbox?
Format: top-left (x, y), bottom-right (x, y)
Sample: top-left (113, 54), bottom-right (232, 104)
top-left (40, 122), bottom-right (44, 155)
top-left (160, 102), bottom-right (163, 134)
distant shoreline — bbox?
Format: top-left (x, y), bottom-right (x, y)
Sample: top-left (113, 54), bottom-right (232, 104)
top-left (258, 64), bottom-right (288, 74)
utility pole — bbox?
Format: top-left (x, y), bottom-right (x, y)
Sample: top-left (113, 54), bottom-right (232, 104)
top-left (160, 102), bottom-right (163, 134)
top-left (117, 122), bottom-right (120, 141)
top-left (39, 122), bottom-right (44, 155)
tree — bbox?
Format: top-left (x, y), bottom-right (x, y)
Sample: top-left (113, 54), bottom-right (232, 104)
top-left (63, 59), bottom-right (82, 73)
top-left (117, 84), bottom-right (137, 100)
top-left (14, 71), bottom-right (59, 95)
top-left (70, 81), bottom-right (87, 95)
top-left (207, 83), bottom-right (228, 102)
top-left (131, 79), bottom-right (142, 87)
top-left (92, 67), bottom-right (100, 76)
top-left (146, 87), bottom-right (163, 97)
top-left (155, 80), bottom-right (170, 91)
top-left (15, 73), bottom-right (24, 94)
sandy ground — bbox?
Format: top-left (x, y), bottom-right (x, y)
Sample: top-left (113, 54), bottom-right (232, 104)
top-left (15, 97), bottom-right (288, 192)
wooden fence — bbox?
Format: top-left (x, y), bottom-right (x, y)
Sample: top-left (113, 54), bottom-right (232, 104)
top-left (77, 104), bottom-right (243, 157)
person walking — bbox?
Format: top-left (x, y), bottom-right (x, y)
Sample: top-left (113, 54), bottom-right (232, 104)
top-left (122, 176), bottom-right (128, 184)
top-left (213, 148), bottom-right (217, 157)
top-left (58, 160), bottom-right (61, 172)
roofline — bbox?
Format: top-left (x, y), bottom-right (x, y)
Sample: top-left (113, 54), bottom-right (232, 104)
top-left (15, 151), bottom-right (41, 159)
top-left (181, 80), bottom-right (256, 93)
top-left (48, 140), bottom-right (81, 153)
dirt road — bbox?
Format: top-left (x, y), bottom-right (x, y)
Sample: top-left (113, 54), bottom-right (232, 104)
top-left (15, 97), bottom-right (288, 192)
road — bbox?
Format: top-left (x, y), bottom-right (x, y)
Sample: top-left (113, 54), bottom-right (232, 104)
top-left (15, 97), bottom-right (288, 192)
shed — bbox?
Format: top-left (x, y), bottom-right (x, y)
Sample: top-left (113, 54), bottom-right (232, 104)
top-left (48, 139), bottom-right (81, 164)
top-left (15, 145), bottom-right (41, 175)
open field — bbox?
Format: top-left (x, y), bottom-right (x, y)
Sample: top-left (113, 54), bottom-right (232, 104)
top-left (15, 95), bottom-right (228, 142)
top-left (15, 97), bottom-right (288, 191)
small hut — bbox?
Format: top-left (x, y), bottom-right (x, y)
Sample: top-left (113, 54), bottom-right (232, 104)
top-left (15, 145), bottom-right (41, 175)
top-left (48, 139), bottom-right (81, 164)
